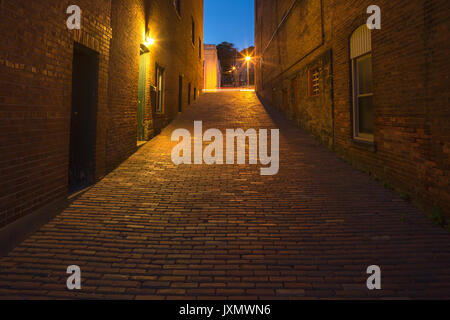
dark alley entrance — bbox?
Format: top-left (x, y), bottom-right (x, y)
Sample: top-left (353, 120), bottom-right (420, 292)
top-left (69, 43), bottom-right (99, 193)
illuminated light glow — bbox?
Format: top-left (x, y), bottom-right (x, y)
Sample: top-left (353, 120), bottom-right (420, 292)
top-left (145, 37), bottom-right (155, 46)
top-left (202, 88), bottom-right (255, 93)
top-left (143, 30), bottom-right (155, 47)
top-left (245, 56), bottom-right (251, 62)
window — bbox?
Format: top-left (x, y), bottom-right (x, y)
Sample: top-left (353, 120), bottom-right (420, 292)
top-left (173, 0), bottom-right (181, 16)
top-left (188, 82), bottom-right (191, 105)
top-left (308, 67), bottom-right (320, 97)
top-left (350, 25), bottom-right (374, 142)
top-left (191, 17), bottom-right (195, 45)
top-left (155, 64), bottom-right (165, 113)
top-left (178, 75), bottom-right (183, 112)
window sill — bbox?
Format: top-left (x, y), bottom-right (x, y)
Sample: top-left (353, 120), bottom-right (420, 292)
top-left (174, 11), bottom-right (181, 21)
top-left (351, 137), bottom-right (377, 152)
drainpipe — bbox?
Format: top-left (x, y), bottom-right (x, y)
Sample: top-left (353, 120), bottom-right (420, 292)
top-left (144, 0), bottom-right (151, 36)
top-left (330, 49), bottom-right (335, 150)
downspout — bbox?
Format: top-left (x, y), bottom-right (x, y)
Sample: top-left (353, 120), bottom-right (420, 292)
top-left (144, 0), bottom-right (151, 36)
top-left (261, 0), bottom-right (298, 56)
top-left (330, 49), bottom-right (335, 150)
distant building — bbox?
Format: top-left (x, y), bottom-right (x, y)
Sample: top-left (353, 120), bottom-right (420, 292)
top-left (255, 0), bottom-right (449, 216)
top-left (203, 44), bottom-right (222, 90)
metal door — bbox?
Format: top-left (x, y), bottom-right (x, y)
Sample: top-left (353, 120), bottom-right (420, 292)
top-left (137, 53), bottom-right (147, 141)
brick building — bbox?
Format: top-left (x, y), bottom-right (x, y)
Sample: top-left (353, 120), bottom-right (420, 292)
top-left (0, 0), bottom-right (204, 229)
top-left (255, 0), bottom-right (449, 216)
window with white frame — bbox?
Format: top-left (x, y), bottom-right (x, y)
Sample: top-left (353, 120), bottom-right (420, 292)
top-left (173, 0), bottom-right (181, 16)
top-left (350, 25), bottom-right (374, 142)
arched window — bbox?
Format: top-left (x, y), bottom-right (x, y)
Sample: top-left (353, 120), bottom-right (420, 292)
top-left (350, 25), bottom-right (374, 142)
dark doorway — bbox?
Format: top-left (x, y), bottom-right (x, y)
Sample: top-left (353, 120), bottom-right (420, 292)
top-left (178, 75), bottom-right (183, 112)
top-left (69, 43), bottom-right (99, 193)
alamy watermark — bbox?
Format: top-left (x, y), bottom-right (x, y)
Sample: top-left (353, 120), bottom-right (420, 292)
top-left (66, 265), bottom-right (81, 290)
top-left (65, 4), bottom-right (380, 31)
top-left (171, 121), bottom-right (279, 176)
top-left (366, 265), bottom-right (381, 290)
top-left (66, 5), bottom-right (81, 30)
top-left (367, 5), bottom-right (381, 30)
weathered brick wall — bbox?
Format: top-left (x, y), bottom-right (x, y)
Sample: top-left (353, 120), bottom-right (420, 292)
top-left (331, 0), bottom-right (449, 215)
top-left (255, 0), bottom-right (449, 215)
top-left (255, 0), bottom-right (334, 147)
top-left (425, 0), bottom-right (450, 212)
top-left (294, 50), bottom-right (334, 147)
top-left (107, 0), bottom-right (145, 172)
top-left (0, 0), bottom-right (112, 228)
top-left (145, 0), bottom-right (204, 131)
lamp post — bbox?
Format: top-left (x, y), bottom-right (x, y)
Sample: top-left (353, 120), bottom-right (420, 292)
top-left (232, 66), bottom-right (237, 87)
top-left (245, 56), bottom-right (251, 88)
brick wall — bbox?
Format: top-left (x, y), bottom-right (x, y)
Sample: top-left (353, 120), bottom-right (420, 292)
top-left (0, 0), bottom-right (112, 228)
top-left (331, 0), bottom-right (449, 215)
top-left (107, 0), bottom-right (145, 172)
top-left (255, 0), bottom-right (334, 147)
top-left (255, 0), bottom-right (450, 215)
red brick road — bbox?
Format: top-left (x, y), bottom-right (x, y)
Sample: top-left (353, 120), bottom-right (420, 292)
top-left (1, 92), bottom-right (449, 299)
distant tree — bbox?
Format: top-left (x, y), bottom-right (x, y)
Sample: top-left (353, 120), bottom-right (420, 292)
top-left (217, 42), bottom-right (238, 86)
top-left (217, 42), bottom-right (237, 72)
top-left (240, 46), bottom-right (255, 57)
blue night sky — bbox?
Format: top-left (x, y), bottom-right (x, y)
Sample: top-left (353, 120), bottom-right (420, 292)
top-left (204, 0), bottom-right (255, 50)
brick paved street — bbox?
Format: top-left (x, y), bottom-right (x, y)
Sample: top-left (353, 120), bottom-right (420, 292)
top-left (0, 92), bottom-right (449, 299)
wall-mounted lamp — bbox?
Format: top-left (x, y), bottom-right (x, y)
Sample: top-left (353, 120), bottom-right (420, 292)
top-left (143, 30), bottom-right (155, 49)
top-left (145, 36), bottom-right (155, 46)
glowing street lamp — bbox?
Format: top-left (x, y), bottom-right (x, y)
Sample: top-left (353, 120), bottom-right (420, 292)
top-left (143, 30), bottom-right (155, 48)
top-left (245, 56), bottom-right (252, 87)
